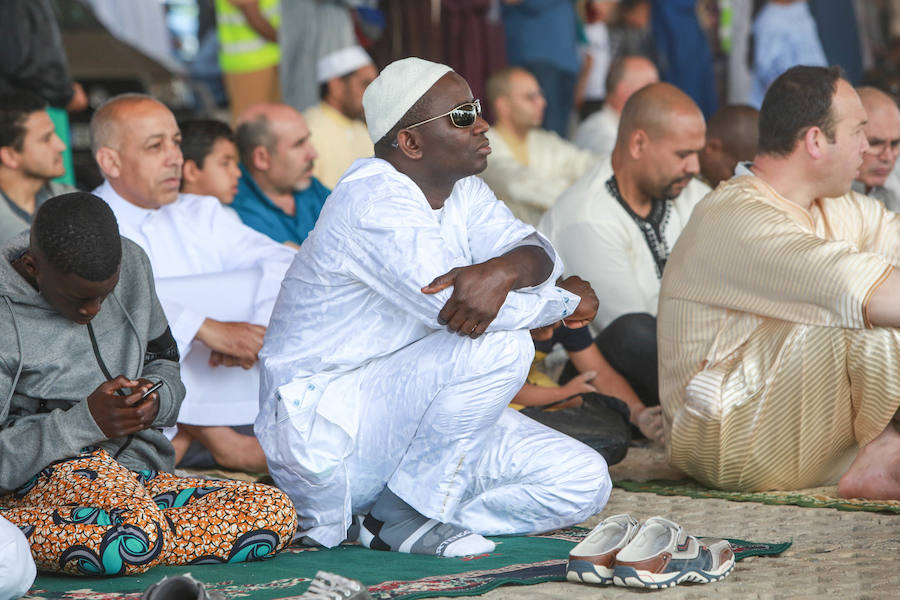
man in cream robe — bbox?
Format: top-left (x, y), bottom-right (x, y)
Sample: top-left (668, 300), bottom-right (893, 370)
top-left (659, 66), bottom-right (900, 500)
top-left (481, 67), bottom-right (600, 225)
top-left (257, 58), bottom-right (610, 555)
top-left (303, 45), bottom-right (376, 188)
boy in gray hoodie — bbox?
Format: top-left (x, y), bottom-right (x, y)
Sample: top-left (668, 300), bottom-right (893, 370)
top-left (0, 192), bottom-right (297, 576)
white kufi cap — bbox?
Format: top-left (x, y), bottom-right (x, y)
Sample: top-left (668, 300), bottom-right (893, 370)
top-left (316, 45), bottom-right (373, 83)
top-left (362, 57), bottom-right (454, 144)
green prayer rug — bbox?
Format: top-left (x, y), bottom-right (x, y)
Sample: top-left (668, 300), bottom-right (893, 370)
top-left (26, 528), bottom-right (789, 600)
top-left (614, 479), bottom-right (900, 514)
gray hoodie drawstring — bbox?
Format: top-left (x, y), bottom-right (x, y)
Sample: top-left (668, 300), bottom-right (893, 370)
top-left (2, 296), bottom-right (24, 408)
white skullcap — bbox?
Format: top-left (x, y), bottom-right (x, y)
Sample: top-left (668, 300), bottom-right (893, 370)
top-left (316, 45), bottom-right (373, 83)
top-left (362, 57), bottom-right (454, 144)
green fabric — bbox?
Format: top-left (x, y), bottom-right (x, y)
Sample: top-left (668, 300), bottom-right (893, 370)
top-left (28, 529), bottom-right (789, 599)
top-left (614, 479), bottom-right (900, 514)
top-left (46, 107), bottom-right (74, 187)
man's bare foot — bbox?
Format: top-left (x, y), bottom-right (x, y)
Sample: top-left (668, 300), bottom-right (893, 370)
top-left (178, 424), bottom-right (269, 474)
top-left (837, 423), bottom-right (900, 500)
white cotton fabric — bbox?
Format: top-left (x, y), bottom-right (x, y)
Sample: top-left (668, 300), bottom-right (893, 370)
top-left (573, 105), bottom-right (620, 155)
top-left (257, 157), bottom-right (610, 547)
top-left (0, 515), bottom-right (35, 600)
top-left (362, 57), bottom-right (453, 143)
top-left (539, 157), bottom-right (710, 332)
top-left (481, 127), bottom-right (601, 226)
top-left (95, 182), bottom-right (296, 426)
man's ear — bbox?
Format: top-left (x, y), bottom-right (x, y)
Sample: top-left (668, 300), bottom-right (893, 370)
top-left (95, 147), bottom-right (121, 179)
top-left (395, 129), bottom-right (424, 160)
top-left (182, 159), bottom-right (201, 184)
top-left (17, 250), bottom-right (39, 281)
top-left (0, 146), bottom-right (20, 169)
top-left (629, 129), bottom-right (648, 159)
top-left (251, 145), bottom-right (270, 171)
top-left (804, 126), bottom-right (825, 160)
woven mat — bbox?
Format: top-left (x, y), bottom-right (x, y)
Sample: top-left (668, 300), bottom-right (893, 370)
top-left (613, 479), bottom-right (900, 514)
top-left (25, 528), bottom-right (788, 600)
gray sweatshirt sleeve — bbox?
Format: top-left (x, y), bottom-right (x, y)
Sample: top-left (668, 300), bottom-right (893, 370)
top-left (0, 370), bottom-right (106, 492)
top-left (136, 248), bottom-right (185, 429)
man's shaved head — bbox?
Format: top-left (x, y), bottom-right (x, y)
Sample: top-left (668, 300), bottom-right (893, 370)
top-left (605, 56), bottom-right (659, 113)
top-left (612, 82), bottom-right (706, 202)
top-left (856, 86), bottom-right (900, 191)
top-left (617, 82), bottom-right (704, 143)
top-left (700, 105), bottom-right (760, 186)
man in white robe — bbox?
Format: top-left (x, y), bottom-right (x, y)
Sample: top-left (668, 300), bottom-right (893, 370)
top-left (257, 58), bottom-right (610, 556)
top-left (573, 56), bottom-right (659, 155)
top-left (480, 67), bottom-right (601, 225)
top-left (90, 93), bottom-right (296, 473)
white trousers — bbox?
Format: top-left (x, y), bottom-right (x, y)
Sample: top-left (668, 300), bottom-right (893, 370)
top-left (0, 515), bottom-right (35, 600)
top-left (262, 329), bottom-right (611, 547)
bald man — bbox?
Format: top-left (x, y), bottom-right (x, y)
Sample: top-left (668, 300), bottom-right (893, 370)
top-left (573, 56), bottom-right (659, 155)
top-left (233, 102), bottom-right (330, 246)
top-left (699, 105), bottom-right (760, 187)
top-left (90, 93), bottom-right (297, 473)
top-left (540, 83), bottom-right (709, 440)
top-left (852, 87), bottom-right (900, 212)
top-left (480, 67), bottom-right (601, 225)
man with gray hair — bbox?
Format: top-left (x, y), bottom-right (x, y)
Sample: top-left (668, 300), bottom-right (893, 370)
top-left (232, 102), bottom-right (329, 246)
top-left (852, 86), bottom-right (900, 212)
top-left (257, 58), bottom-right (610, 557)
top-left (90, 93), bottom-right (296, 473)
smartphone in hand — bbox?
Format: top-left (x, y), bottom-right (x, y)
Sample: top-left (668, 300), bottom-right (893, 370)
top-left (139, 381), bottom-right (163, 402)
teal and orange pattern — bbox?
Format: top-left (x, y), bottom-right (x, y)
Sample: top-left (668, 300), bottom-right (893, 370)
top-left (0, 448), bottom-right (297, 575)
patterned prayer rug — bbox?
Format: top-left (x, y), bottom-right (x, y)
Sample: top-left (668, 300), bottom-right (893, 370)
top-left (614, 479), bottom-right (900, 514)
top-left (25, 528), bottom-right (788, 600)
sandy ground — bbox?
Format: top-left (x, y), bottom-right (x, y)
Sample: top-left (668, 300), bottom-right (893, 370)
top-left (438, 446), bottom-right (900, 600)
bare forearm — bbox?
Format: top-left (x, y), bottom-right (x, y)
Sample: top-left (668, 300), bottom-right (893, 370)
top-left (866, 267), bottom-right (900, 328)
top-left (512, 383), bottom-right (572, 407)
top-left (498, 244), bottom-right (553, 290)
top-left (569, 346), bottom-right (645, 422)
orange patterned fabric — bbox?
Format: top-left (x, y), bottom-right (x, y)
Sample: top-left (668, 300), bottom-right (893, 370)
top-left (0, 448), bottom-right (297, 575)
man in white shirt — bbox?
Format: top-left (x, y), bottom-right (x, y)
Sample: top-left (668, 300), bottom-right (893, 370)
top-left (479, 67), bottom-right (601, 225)
top-left (257, 58), bottom-right (610, 557)
top-left (540, 82), bottom-right (709, 397)
top-left (573, 56), bottom-right (659, 155)
top-left (852, 87), bottom-right (900, 212)
top-left (90, 93), bottom-right (296, 473)
top-left (303, 45), bottom-right (377, 189)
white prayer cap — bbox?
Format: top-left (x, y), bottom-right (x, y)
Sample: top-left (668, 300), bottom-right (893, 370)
top-left (362, 57), bottom-right (454, 144)
top-left (316, 45), bottom-right (373, 83)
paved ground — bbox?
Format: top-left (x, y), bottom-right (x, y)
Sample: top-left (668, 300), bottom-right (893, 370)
top-left (436, 446), bottom-right (900, 599)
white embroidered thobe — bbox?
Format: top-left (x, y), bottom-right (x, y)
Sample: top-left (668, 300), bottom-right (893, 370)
top-left (257, 158), bottom-right (610, 547)
top-left (539, 158), bottom-right (710, 332)
top-left (95, 182), bottom-right (296, 426)
top-left (481, 127), bottom-right (601, 225)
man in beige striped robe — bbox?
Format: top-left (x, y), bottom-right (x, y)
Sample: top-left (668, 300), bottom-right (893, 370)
top-left (658, 65), bottom-right (900, 500)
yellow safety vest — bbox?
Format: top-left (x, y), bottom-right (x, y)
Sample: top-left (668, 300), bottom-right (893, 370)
top-left (215, 0), bottom-right (281, 73)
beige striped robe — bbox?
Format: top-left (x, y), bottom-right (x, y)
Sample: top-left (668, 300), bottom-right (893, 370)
top-left (658, 174), bottom-right (900, 491)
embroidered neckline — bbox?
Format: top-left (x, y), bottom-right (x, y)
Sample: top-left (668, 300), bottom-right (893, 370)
top-left (606, 175), bottom-right (671, 279)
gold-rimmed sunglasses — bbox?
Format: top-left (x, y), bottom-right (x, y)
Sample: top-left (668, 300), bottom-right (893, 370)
top-left (391, 100), bottom-right (482, 148)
